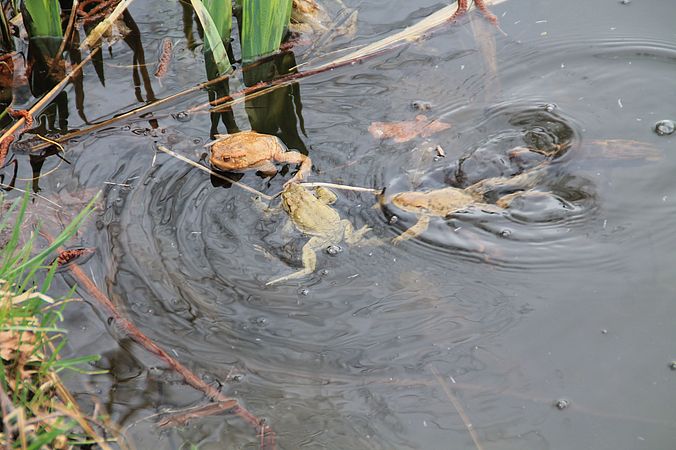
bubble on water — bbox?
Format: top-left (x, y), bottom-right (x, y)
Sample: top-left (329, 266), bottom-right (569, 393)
top-left (544, 103), bottom-right (557, 112)
top-left (499, 229), bottom-right (512, 238)
top-left (298, 288), bottom-right (309, 296)
top-left (174, 111), bottom-right (191, 122)
top-left (320, 269), bottom-right (329, 276)
top-left (654, 120), bottom-right (675, 136)
top-left (619, 0), bottom-right (631, 4)
top-left (326, 245), bottom-right (342, 256)
top-left (554, 399), bottom-right (570, 410)
top-left (230, 374), bottom-right (244, 382)
top-left (251, 316), bottom-right (268, 327)
top-left (411, 100), bottom-right (432, 111)
top-left (669, 361), bottom-right (676, 370)
top-left (389, 215), bottom-right (399, 225)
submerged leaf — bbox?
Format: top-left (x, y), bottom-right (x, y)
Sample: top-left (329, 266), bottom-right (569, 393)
top-left (369, 115), bottom-right (451, 143)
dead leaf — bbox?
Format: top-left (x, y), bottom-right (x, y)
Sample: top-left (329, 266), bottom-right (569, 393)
top-left (369, 115), bottom-right (451, 143)
top-left (0, 330), bottom-right (36, 361)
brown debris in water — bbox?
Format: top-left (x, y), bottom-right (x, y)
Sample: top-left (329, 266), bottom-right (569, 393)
top-left (587, 139), bottom-right (662, 161)
top-left (158, 400), bottom-right (239, 428)
top-left (154, 38), bottom-right (173, 79)
top-left (52, 247), bottom-right (96, 268)
top-left (0, 108), bottom-right (34, 167)
top-left (369, 115), bottom-right (451, 143)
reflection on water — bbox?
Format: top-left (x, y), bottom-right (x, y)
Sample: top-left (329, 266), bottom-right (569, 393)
top-left (5, 0), bottom-right (676, 448)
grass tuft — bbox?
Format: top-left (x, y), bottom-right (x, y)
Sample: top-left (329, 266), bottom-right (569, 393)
top-left (0, 190), bottom-right (118, 449)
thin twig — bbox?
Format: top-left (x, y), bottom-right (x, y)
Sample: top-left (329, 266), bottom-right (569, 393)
top-left (53, 0), bottom-right (80, 69)
top-left (297, 182), bottom-right (381, 195)
top-left (431, 366), bottom-right (484, 450)
top-left (27, 72), bottom-right (233, 153)
top-left (155, 144), bottom-right (272, 200)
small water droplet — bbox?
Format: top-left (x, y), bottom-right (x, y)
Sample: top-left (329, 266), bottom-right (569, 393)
top-left (299, 288), bottom-right (309, 296)
top-left (654, 120), bottom-right (675, 136)
top-left (320, 269), bottom-right (329, 276)
top-left (669, 361), bottom-right (676, 370)
top-left (500, 229), bottom-right (512, 238)
top-left (554, 399), bottom-right (570, 410)
top-left (620, 0), bottom-right (631, 4)
top-left (601, 329), bottom-right (608, 334)
top-left (389, 215), bottom-right (399, 225)
top-left (174, 111), bottom-right (191, 122)
top-left (326, 245), bottom-right (342, 256)
top-left (544, 103), bottom-right (556, 112)
top-left (231, 374), bottom-right (244, 382)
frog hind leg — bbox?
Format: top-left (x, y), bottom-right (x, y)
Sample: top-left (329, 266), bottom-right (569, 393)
top-left (253, 160), bottom-right (278, 177)
top-left (266, 237), bottom-right (320, 285)
top-left (276, 151), bottom-right (312, 183)
top-left (392, 215), bottom-right (430, 245)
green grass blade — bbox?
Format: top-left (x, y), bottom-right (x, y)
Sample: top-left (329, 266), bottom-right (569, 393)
top-left (203, 0), bottom-right (232, 53)
top-left (22, 0), bottom-right (63, 38)
top-left (241, 0), bottom-right (292, 61)
top-left (5, 193), bottom-right (99, 278)
top-left (191, 0), bottom-right (232, 76)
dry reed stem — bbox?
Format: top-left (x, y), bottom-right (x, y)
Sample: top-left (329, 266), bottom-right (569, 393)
top-left (52, 0), bottom-right (80, 71)
top-left (27, 72), bottom-right (233, 154)
top-left (0, 48), bottom-right (101, 157)
top-left (296, 182), bottom-right (381, 195)
top-left (431, 366), bottom-right (484, 450)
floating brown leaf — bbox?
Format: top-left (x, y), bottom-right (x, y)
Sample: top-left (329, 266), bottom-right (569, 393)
top-left (369, 114), bottom-right (451, 143)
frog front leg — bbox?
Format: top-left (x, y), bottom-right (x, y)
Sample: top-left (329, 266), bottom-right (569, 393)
top-left (252, 160), bottom-right (279, 177)
top-left (266, 236), bottom-right (321, 285)
top-left (343, 221), bottom-right (385, 247)
top-left (275, 151), bottom-right (312, 183)
top-left (392, 214), bottom-right (430, 245)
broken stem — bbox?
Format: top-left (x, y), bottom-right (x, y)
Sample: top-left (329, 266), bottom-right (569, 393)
top-left (41, 231), bottom-right (275, 447)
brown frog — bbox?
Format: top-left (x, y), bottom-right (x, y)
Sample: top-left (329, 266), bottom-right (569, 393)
top-left (266, 183), bottom-right (374, 285)
top-left (380, 169), bottom-right (545, 245)
top-left (207, 131), bottom-right (311, 183)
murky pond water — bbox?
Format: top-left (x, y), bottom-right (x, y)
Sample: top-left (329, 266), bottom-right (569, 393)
top-left (6, 0), bottom-right (676, 448)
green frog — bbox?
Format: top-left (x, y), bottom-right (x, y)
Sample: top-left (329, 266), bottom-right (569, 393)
top-left (266, 183), bottom-right (374, 285)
